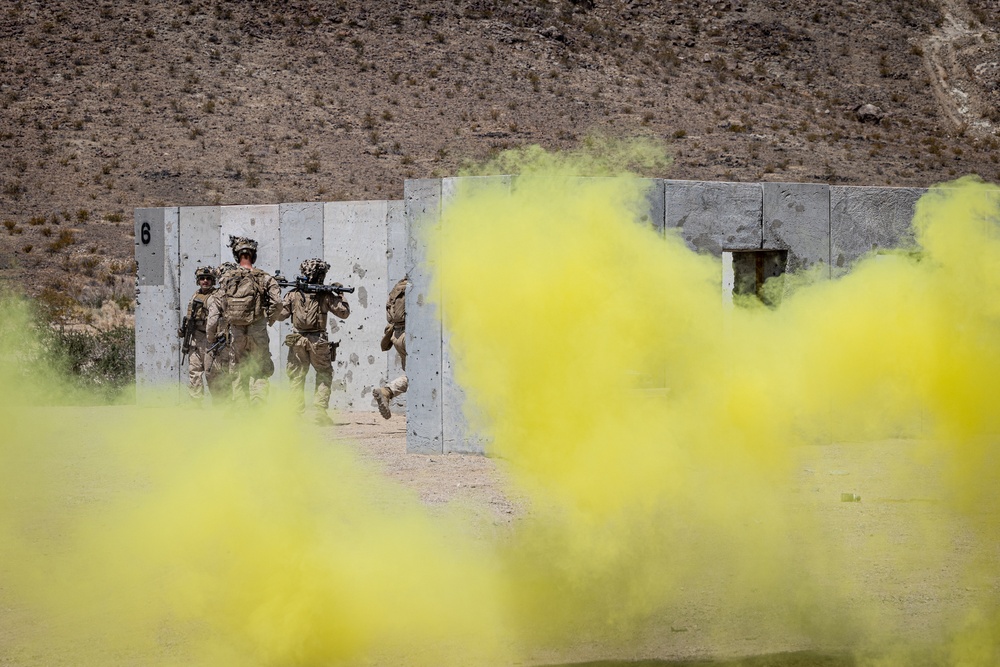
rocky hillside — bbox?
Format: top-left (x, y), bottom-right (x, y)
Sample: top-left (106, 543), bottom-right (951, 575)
top-left (0, 0), bottom-right (998, 322)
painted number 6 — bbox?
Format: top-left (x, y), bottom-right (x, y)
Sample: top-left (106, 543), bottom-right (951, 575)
top-left (140, 221), bottom-right (151, 245)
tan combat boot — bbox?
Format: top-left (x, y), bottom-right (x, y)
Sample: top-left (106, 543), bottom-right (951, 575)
top-left (373, 387), bottom-right (392, 419)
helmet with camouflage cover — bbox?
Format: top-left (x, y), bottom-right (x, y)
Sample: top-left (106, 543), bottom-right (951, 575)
top-left (229, 235), bottom-right (258, 263)
top-left (299, 258), bottom-right (330, 282)
top-left (194, 265), bottom-right (216, 283)
top-left (216, 261), bottom-right (238, 278)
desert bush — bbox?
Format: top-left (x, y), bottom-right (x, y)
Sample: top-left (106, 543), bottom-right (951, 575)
top-left (36, 322), bottom-right (135, 401)
top-left (47, 230), bottom-right (76, 252)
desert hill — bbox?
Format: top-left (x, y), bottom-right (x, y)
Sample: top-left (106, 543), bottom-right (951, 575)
top-left (0, 0), bottom-right (998, 324)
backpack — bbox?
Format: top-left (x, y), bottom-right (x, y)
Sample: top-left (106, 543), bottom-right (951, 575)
top-left (289, 291), bottom-right (323, 332)
top-left (220, 267), bottom-right (264, 326)
top-left (386, 277), bottom-right (408, 327)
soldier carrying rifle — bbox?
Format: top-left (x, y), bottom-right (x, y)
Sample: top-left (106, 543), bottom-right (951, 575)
top-left (178, 265), bottom-right (218, 405)
top-left (272, 258), bottom-right (352, 426)
top-left (206, 236), bottom-right (281, 406)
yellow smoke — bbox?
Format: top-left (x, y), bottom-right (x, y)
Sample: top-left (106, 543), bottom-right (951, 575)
top-left (430, 150), bottom-right (1000, 662)
top-left (1, 144), bottom-right (999, 666)
top-left (0, 311), bottom-right (507, 665)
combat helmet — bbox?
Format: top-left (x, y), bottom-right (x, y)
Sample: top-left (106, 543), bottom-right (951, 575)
top-left (216, 261), bottom-right (238, 277)
top-left (229, 235), bottom-right (258, 263)
top-left (194, 265), bottom-right (216, 283)
top-left (299, 258), bottom-right (330, 282)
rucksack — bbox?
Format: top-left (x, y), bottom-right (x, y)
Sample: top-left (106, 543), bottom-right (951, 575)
top-left (386, 277), bottom-right (408, 327)
top-left (220, 267), bottom-right (264, 326)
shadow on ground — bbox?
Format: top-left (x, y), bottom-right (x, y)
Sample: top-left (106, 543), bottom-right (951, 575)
top-left (543, 651), bottom-right (854, 667)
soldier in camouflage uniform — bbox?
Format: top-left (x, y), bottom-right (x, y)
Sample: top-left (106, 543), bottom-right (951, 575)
top-left (373, 276), bottom-right (408, 419)
top-left (203, 261), bottom-right (236, 404)
top-left (206, 236), bottom-right (281, 406)
top-left (178, 265), bottom-right (217, 403)
top-left (273, 258), bottom-right (351, 426)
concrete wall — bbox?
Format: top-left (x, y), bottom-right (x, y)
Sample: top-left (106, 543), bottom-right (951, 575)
top-left (403, 178), bottom-right (929, 454)
top-left (135, 207), bottom-right (180, 405)
top-left (135, 201), bottom-right (403, 409)
top-left (136, 179), bottom-right (934, 453)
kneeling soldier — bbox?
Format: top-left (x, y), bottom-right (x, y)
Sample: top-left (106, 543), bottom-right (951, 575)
top-left (273, 258), bottom-right (351, 425)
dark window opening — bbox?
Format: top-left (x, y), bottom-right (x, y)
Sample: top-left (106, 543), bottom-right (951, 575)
top-left (731, 249), bottom-right (788, 308)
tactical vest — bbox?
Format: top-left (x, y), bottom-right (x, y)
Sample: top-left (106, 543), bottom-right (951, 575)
top-left (187, 291), bottom-right (212, 331)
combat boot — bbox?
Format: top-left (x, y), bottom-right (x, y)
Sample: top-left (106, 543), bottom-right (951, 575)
top-left (314, 411), bottom-right (334, 426)
top-left (373, 387), bottom-right (392, 419)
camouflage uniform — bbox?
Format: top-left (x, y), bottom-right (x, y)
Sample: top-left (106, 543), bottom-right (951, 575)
top-left (180, 266), bottom-right (217, 403)
top-left (374, 276), bottom-right (408, 419)
top-left (203, 262), bottom-right (236, 404)
top-left (206, 237), bottom-right (281, 406)
top-left (273, 258), bottom-right (351, 424)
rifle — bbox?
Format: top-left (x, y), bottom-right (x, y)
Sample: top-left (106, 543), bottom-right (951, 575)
top-left (273, 270), bottom-right (355, 295)
top-left (178, 315), bottom-right (196, 359)
top-left (204, 335), bottom-right (228, 373)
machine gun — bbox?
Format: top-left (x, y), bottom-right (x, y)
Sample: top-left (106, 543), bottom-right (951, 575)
top-left (273, 270), bottom-right (355, 295)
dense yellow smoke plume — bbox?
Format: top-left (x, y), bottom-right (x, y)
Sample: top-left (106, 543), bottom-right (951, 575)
top-left (0, 321), bottom-right (506, 665)
top-left (1, 142), bottom-right (999, 666)
top-left (430, 153), bottom-right (1000, 661)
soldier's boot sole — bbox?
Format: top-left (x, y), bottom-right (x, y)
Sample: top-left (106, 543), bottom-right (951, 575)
top-left (373, 387), bottom-right (392, 420)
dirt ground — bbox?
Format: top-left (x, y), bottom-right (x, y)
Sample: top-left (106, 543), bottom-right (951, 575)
top-left (1, 407), bottom-right (996, 666)
top-left (319, 413), bottom-right (998, 666)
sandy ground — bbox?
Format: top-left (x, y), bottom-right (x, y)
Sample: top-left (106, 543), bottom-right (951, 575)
top-left (2, 407), bottom-right (997, 666)
top-left (326, 413), bottom-right (999, 666)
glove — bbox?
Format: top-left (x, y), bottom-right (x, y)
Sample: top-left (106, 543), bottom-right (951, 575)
top-left (177, 327), bottom-right (185, 338)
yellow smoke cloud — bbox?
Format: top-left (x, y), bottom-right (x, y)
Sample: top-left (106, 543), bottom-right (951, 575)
top-left (0, 312), bottom-right (507, 665)
top-left (1, 145), bottom-right (999, 666)
top-left (430, 148), bottom-right (1000, 663)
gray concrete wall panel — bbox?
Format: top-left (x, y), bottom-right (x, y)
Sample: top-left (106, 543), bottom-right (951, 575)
top-left (763, 182), bottom-right (831, 274)
top-left (404, 179), bottom-right (443, 454)
top-left (644, 178), bottom-right (665, 234)
top-left (277, 202), bottom-right (325, 393)
top-left (830, 186), bottom-right (924, 271)
top-left (665, 180), bottom-right (762, 253)
top-left (135, 207), bottom-right (166, 286)
top-left (386, 200), bottom-right (408, 412)
top-left (177, 207), bottom-right (221, 384)
top-left (220, 205), bottom-right (282, 382)
top-left (135, 207), bottom-right (180, 405)
top-left (325, 201), bottom-right (389, 411)
top-left (440, 177), bottom-right (511, 454)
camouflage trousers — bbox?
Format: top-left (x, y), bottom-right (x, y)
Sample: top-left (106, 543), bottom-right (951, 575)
top-left (386, 327), bottom-right (407, 398)
top-left (286, 330), bottom-right (334, 413)
top-left (186, 331), bottom-right (229, 403)
top-left (186, 330), bottom-right (210, 401)
top-left (206, 345), bottom-right (233, 404)
top-left (230, 319), bottom-right (274, 405)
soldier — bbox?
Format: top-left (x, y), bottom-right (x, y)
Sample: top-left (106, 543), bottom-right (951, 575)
top-left (206, 236), bottom-right (281, 406)
top-left (273, 258), bottom-right (351, 426)
top-left (373, 276), bottom-right (408, 419)
top-left (203, 261), bottom-right (236, 404)
top-left (178, 265), bottom-right (218, 404)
